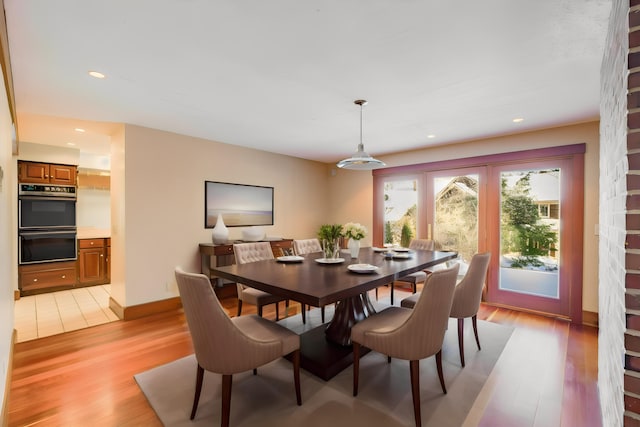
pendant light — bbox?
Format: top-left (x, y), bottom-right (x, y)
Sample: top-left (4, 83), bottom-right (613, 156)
top-left (336, 99), bottom-right (386, 170)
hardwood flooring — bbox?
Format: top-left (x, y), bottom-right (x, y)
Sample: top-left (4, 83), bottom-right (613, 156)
top-left (7, 287), bottom-right (601, 427)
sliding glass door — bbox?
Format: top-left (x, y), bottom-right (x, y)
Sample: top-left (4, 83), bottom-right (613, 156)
top-left (373, 145), bottom-right (584, 321)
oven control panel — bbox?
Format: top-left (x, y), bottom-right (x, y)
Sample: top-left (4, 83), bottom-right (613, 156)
top-left (19, 183), bottom-right (77, 197)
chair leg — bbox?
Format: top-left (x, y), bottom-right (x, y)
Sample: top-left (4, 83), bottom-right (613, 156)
top-left (472, 314), bottom-right (481, 350)
top-left (321, 306), bottom-right (325, 323)
top-left (221, 374), bottom-right (232, 427)
top-left (253, 368), bottom-right (257, 375)
top-left (457, 318), bottom-right (465, 367)
top-left (257, 305), bottom-right (263, 317)
top-left (275, 302), bottom-right (279, 321)
top-left (410, 360), bottom-right (422, 427)
top-left (390, 282), bottom-right (395, 305)
top-left (353, 342), bottom-right (361, 396)
top-left (190, 364), bottom-right (205, 420)
top-left (301, 303), bottom-right (306, 324)
top-left (375, 287), bottom-right (379, 300)
top-left (387, 356), bottom-right (392, 363)
top-left (236, 300), bottom-right (243, 317)
top-left (435, 350), bottom-right (447, 394)
top-left (291, 349), bottom-right (302, 405)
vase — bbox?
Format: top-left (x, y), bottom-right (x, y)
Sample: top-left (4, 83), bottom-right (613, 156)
top-left (348, 238), bottom-right (360, 259)
top-left (322, 238), bottom-right (340, 259)
top-left (212, 214), bottom-right (229, 244)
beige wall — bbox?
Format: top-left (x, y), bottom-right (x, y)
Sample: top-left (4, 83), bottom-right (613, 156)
top-left (109, 124), bottom-right (330, 308)
top-left (330, 121), bottom-right (600, 313)
top-left (0, 65), bottom-right (17, 418)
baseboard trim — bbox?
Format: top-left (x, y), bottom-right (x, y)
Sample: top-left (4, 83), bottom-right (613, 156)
top-left (582, 310), bottom-right (598, 327)
top-left (2, 329), bottom-right (16, 427)
top-left (109, 296), bottom-right (182, 321)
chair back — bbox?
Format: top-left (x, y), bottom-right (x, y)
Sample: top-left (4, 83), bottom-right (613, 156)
top-left (389, 264), bottom-right (459, 360)
top-left (233, 242), bottom-right (275, 264)
top-left (293, 238), bottom-right (322, 255)
top-left (233, 242), bottom-right (275, 294)
top-left (409, 239), bottom-right (435, 251)
top-left (449, 252), bottom-right (491, 318)
top-left (175, 268), bottom-right (282, 374)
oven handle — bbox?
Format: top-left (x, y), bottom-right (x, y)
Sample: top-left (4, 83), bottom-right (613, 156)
top-left (18, 195), bottom-right (77, 201)
top-left (19, 230), bottom-right (77, 238)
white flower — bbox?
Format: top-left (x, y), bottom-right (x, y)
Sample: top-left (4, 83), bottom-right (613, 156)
top-left (344, 222), bottom-right (367, 240)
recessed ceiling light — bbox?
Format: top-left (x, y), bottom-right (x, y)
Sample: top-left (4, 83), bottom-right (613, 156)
top-left (427, 134), bottom-right (436, 139)
top-left (512, 118), bottom-right (524, 123)
top-left (88, 70), bottom-right (105, 79)
top-left (74, 128), bottom-right (85, 133)
top-left (66, 142), bottom-right (76, 146)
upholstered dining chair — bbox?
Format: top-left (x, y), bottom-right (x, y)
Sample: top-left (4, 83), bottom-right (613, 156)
top-left (378, 239), bottom-right (435, 305)
top-left (401, 252), bottom-right (491, 367)
top-left (174, 267), bottom-right (301, 427)
top-left (292, 238), bottom-right (328, 323)
top-left (351, 264), bottom-right (459, 427)
top-left (233, 242), bottom-right (287, 320)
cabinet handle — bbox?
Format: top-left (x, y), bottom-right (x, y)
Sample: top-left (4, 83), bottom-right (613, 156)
top-left (100, 254), bottom-right (103, 257)
top-left (90, 242), bottom-right (94, 245)
top-left (61, 275), bottom-right (66, 279)
top-left (33, 278), bottom-right (38, 282)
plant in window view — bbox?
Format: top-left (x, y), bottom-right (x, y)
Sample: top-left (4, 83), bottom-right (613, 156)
top-left (501, 171), bottom-right (558, 270)
top-left (400, 222), bottom-right (413, 247)
top-left (434, 176), bottom-right (479, 261)
top-left (383, 180), bottom-right (417, 245)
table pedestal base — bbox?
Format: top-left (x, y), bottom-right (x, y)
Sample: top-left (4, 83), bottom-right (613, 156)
top-left (287, 292), bottom-right (377, 380)
top-left (290, 325), bottom-right (370, 381)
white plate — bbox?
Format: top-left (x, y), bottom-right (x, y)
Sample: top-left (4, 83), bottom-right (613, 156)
top-left (348, 263), bottom-right (379, 273)
top-left (277, 255), bottom-right (304, 263)
top-left (315, 257), bottom-right (346, 264)
top-left (392, 253), bottom-right (411, 259)
top-left (394, 247), bottom-right (411, 252)
top-left (372, 247), bottom-right (387, 252)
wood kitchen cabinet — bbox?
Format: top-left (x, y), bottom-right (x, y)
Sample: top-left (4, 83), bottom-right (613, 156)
top-left (19, 161), bottom-right (77, 185)
top-left (19, 261), bottom-right (77, 295)
top-left (78, 238), bottom-right (108, 286)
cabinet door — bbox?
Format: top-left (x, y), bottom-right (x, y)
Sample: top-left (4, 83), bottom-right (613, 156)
top-left (50, 164), bottom-right (77, 185)
top-left (19, 162), bottom-right (50, 183)
top-left (105, 244), bottom-right (111, 283)
top-left (78, 248), bottom-right (105, 284)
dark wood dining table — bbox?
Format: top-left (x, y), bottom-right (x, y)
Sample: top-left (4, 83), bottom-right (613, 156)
top-left (211, 247), bottom-right (457, 380)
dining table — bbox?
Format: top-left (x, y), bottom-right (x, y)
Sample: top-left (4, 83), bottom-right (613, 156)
top-left (210, 247), bottom-right (458, 380)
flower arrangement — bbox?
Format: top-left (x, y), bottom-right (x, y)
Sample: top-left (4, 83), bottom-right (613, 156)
top-left (317, 224), bottom-right (344, 259)
top-left (343, 222), bottom-right (367, 241)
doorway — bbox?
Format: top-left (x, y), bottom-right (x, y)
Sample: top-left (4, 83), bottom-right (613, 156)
top-left (373, 146), bottom-right (584, 321)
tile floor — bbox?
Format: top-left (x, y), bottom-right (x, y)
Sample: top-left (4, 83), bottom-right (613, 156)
top-left (14, 284), bottom-right (119, 343)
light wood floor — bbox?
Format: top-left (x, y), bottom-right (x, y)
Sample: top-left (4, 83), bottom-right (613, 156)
top-left (7, 286), bottom-right (601, 427)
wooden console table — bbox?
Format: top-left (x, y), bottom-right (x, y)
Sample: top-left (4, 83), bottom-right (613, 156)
top-left (198, 239), bottom-right (293, 287)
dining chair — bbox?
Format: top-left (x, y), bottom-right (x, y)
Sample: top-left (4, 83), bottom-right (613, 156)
top-left (351, 264), bottom-right (459, 427)
top-left (401, 252), bottom-right (491, 367)
top-left (233, 242), bottom-right (287, 320)
top-left (378, 239), bottom-right (435, 304)
top-left (292, 238), bottom-right (328, 323)
top-left (174, 267), bottom-right (302, 427)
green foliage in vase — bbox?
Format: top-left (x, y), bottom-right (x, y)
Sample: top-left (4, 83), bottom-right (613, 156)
top-left (317, 224), bottom-right (344, 242)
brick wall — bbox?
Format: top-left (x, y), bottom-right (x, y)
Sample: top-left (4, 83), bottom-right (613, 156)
top-left (601, 1), bottom-right (637, 425)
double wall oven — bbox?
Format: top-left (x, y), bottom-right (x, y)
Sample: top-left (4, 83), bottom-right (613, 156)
top-left (18, 183), bottom-right (77, 264)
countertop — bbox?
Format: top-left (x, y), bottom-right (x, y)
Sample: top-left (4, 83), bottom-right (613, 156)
top-left (77, 227), bottom-right (111, 240)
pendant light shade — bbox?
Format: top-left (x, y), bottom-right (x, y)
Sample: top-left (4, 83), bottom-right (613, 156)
top-left (336, 100), bottom-right (386, 170)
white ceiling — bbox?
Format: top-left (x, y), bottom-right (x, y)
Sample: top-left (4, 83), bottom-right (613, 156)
top-left (4, 0), bottom-right (612, 163)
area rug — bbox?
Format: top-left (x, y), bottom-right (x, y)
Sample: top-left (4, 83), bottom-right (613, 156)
top-left (135, 310), bottom-right (513, 427)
